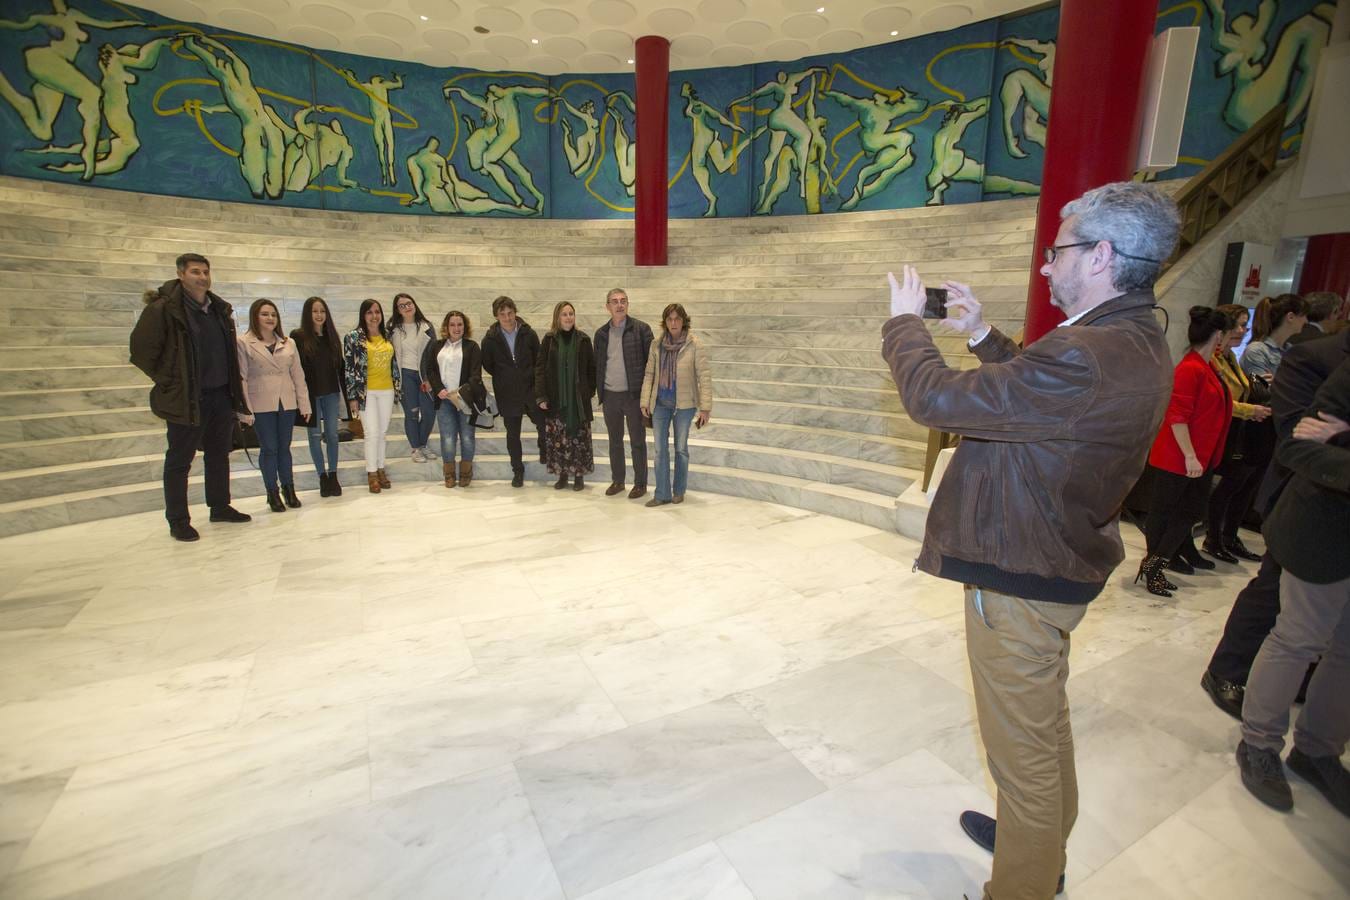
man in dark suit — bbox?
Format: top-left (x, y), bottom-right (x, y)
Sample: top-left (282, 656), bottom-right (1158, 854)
top-left (1203, 329), bottom-right (1350, 716)
top-left (1287, 291), bottom-right (1344, 346)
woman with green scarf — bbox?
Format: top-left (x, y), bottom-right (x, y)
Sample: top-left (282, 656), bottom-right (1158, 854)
top-left (535, 301), bottom-right (597, 489)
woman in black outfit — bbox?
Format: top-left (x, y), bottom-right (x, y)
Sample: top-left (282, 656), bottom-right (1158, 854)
top-left (290, 296), bottom-right (348, 497)
top-left (535, 301), bottom-right (596, 491)
top-left (480, 295), bottom-right (542, 487)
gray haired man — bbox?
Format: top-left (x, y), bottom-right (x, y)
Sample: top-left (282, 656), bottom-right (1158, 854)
top-left (882, 182), bottom-right (1180, 900)
top-left (594, 288), bottom-right (654, 498)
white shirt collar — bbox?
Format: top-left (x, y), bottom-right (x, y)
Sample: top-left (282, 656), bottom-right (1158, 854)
top-left (1057, 307), bottom-right (1093, 328)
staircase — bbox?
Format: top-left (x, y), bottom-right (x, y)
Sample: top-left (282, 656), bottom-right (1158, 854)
top-left (0, 176), bottom-right (1036, 536)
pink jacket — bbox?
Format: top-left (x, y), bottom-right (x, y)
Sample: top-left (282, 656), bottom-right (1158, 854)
top-left (237, 332), bottom-right (312, 417)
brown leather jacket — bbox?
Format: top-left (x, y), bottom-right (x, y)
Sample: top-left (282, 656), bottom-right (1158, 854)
top-left (882, 290), bottom-right (1172, 604)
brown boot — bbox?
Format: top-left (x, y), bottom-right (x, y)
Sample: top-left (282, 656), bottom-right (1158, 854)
top-left (458, 460), bottom-right (473, 488)
top-left (377, 468), bottom-right (391, 489)
top-left (443, 461), bottom-right (457, 488)
top-left (367, 472), bottom-right (381, 493)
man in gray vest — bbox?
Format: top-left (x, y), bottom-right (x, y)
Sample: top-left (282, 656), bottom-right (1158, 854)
top-left (593, 288), bottom-right (654, 498)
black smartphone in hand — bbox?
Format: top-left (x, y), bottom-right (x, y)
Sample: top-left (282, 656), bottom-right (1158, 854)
top-left (923, 287), bottom-right (948, 319)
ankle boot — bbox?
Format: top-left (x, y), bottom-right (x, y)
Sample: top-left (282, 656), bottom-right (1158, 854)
top-left (573, 475), bottom-right (584, 491)
top-left (282, 484), bottom-right (302, 508)
top-left (318, 473), bottom-right (332, 497)
top-left (459, 460), bottom-right (473, 488)
top-left (329, 472), bottom-right (342, 497)
top-left (367, 472), bottom-right (381, 493)
top-left (443, 461), bottom-right (457, 488)
top-left (554, 473), bottom-right (568, 490)
top-left (266, 489), bottom-right (286, 513)
top-left (377, 468), bottom-right (391, 489)
top-left (1134, 554), bottom-right (1174, 597)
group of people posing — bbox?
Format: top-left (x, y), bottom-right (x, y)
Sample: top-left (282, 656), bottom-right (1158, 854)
top-left (130, 256), bottom-right (715, 540)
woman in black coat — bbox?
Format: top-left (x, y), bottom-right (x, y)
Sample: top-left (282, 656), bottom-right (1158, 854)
top-left (535, 301), bottom-right (596, 491)
top-left (422, 310), bottom-right (482, 489)
top-left (480, 295), bottom-right (541, 487)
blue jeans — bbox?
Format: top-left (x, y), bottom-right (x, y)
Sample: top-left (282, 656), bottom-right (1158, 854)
top-left (306, 392), bottom-right (341, 475)
top-left (401, 369), bottom-right (436, 450)
top-left (253, 404), bottom-right (296, 492)
top-left (652, 405), bottom-right (696, 501)
top-left (437, 402), bottom-right (476, 462)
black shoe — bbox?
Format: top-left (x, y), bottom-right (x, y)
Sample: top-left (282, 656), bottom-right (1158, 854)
top-left (1188, 553), bottom-right (1216, 570)
top-left (1200, 670), bottom-right (1244, 720)
top-left (1287, 747), bottom-right (1350, 818)
top-left (1134, 554), bottom-right (1174, 597)
top-left (1226, 537), bottom-right (1262, 562)
top-left (282, 484), bottom-right (302, 509)
top-left (209, 505), bottom-right (252, 523)
top-left (1236, 741), bottom-right (1293, 811)
top-left (266, 490), bottom-right (286, 513)
top-left (1202, 540), bottom-right (1239, 564)
top-left (605, 482), bottom-right (625, 496)
top-left (958, 812), bottom-right (1065, 894)
top-left (329, 472), bottom-right (342, 497)
top-left (169, 521), bottom-right (199, 542)
top-left (1166, 555), bottom-right (1195, 575)
top-left (511, 471), bottom-right (525, 488)
top-left (554, 474), bottom-right (568, 490)
top-left (573, 475), bottom-right (584, 491)
top-left (318, 473), bottom-right (332, 497)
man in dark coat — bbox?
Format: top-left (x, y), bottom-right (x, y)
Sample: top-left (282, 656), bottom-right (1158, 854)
top-left (129, 253), bottom-right (252, 541)
top-left (593, 288), bottom-right (654, 499)
top-left (480, 295), bottom-right (541, 487)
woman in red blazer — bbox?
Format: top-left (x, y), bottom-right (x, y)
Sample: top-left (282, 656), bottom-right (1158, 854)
top-left (1138, 307), bottom-right (1234, 595)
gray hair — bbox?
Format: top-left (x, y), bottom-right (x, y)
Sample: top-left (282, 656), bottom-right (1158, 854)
top-left (1061, 182), bottom-right (1180, 292)
top-left (606, 287), bottom-right (628, 301)
top-left (1302, 290), bottom-right (1342, 323)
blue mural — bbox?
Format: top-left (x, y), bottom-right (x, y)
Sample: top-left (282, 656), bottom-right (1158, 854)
top-left (0, 0), bottom-right (1336, 219)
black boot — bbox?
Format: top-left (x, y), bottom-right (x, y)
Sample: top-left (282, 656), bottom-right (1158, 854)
top-left (554, 473), bottom-right (568, 490)
top-left (282, 484), bottom-right (302, 508)
top-left (266, 490), bottom-right (286, 513)
top-left (329, 472), bottom-right (342, 497)
top-left (511, 470), bottom-right (525, 488)
top-left (573, 475), bottom-right (584, 491)
top-left (1134, 554), bottom-right (1173, 597)
top-left (318, 473), bottom-right (332, 497)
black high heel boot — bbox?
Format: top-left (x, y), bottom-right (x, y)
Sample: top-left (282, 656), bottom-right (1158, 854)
top-left (329, 472), bottom-right (342, 497)
top-left (1134, 555), bottom-right (1174, 597)
top-left (282, 484), bottom-right (302, 508)
top-left (266, 489), bottom-right (286, 513)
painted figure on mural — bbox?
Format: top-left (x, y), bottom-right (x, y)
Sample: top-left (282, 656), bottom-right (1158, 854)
top-left (406, 136), bottom-right (536, 216)
top-left (729, 66), bottom-right (826, 208)
top-left (180, 33), bottom-right (286, 200)
top-left (822, 85), bottom-right (926, 211)
top-left (337, 67), bottom-right (404, 187)
top-left (443, 84), bottom-right (499, 175)
top-left (681, 81), bottom-right (761, 218)
top-left (0, 0), bottom-right (140, 181)
top-left (1204, 0), bottom-right (1334, 131)
top-left (264, 104), bottom-right (359, 192)
top-left (998, 36), bottom-right (1054, 159)
top-left (555, 97), bottom-right (599, 177)
top-left (758, 77), bottom-right (836, 215)
top-left (36, 37), bottom-right (170, 178)
top-left (925, 96), bottom-right (1038, 206)
top-left (444, 82), bottom-right (549, 213)
top-left (606, 90), bottom-right (637, 198)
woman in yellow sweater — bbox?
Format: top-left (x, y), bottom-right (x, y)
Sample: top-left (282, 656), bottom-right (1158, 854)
top-left (342, 299), bottom-right (402, 493)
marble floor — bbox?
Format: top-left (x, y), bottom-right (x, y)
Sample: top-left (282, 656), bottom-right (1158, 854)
top-left (0, 484), bottom-right (1346, 900)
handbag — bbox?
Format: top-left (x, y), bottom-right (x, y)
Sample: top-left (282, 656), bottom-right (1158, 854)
top-left (346, 414), bottom-right (364, 440)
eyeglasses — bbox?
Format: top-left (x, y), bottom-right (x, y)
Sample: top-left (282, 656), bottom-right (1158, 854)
top-left (1043, 241), bottom-right (1162, 265)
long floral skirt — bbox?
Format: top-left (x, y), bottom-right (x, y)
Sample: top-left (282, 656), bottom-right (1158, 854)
top-left (540, 416), bottom-right (594, 476)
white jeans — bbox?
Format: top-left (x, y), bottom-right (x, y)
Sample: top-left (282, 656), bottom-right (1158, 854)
top-left (362, 389), bottom-right (394, 472)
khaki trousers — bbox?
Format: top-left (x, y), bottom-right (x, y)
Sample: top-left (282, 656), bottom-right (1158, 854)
top-left (965, 587), bottom-right (1088, 900)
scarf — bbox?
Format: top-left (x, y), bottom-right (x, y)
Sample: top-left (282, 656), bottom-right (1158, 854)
top-left (659, 331), bottom-right (688, 395)
top-left (555, 329), bottom-right (581, 437)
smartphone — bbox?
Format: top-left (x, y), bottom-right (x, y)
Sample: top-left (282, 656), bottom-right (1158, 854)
top-left (923, 287), bottom-right (948, 319)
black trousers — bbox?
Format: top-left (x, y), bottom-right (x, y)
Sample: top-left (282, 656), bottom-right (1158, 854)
top-left (602, 389), bottom-right (647, 486)
top-left (1206, 462), bottom-right (1264, 544)
top-left (163, 386), bottom-right (234, 525)
top-left (1208, 552), bottom-right (1282, 685)
top-left (502, 405), bottom-right (539, 474)
top-left (1143, 466), bottom-right (1214, 560)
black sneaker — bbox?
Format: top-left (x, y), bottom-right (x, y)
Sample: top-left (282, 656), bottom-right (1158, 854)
top-left (209, 505), bottom-right (252, 523)
top-left (1287, 747), bottom-right (1350, 818)
top-left (1236, 741), bottom-right (1293, 811)
top-left (169, 521), bottom-right (200, 542)
top-left (958, 811), bottom-right (1065, 894)
top-left (1200, 670), bottom-right (1244, 721)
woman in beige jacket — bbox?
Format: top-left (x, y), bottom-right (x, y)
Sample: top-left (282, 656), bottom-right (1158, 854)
top-left (640, 303), bottom-right (712, 506)
top-left (238, 299), bottom-right (311, 512)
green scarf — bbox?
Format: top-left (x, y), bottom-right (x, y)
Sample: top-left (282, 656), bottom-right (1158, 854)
top-left (555, 329), bottom-right (581, 437)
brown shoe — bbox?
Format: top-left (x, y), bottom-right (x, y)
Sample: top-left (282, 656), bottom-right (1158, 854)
top-left (458, 460), bottom-right (473, 488)
top-left (628, 485), bottom-right (646, 499)
top-left (606, 483), bottom-right (625, 496)
top-left (442, 462), bottom-right (457, 488)
top-left (377, 468), bottom-right (391, 489)
top-left (672, 494), bottom-right (684, 504)
top-left (367, 472), bottom-right (381, 493)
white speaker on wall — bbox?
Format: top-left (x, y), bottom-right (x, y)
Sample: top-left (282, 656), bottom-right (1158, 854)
top-left (1136, 26), bottom-right (1200, 173)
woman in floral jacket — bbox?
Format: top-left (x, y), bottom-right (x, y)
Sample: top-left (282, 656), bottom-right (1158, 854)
top-left (342, 298), bottom-right (402, 492)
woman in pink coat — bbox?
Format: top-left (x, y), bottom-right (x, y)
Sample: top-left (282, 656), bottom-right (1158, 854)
top-left (237, 299), bottom-right (311, 512)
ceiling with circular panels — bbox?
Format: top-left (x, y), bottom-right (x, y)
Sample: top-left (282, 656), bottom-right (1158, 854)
top-left (131, 0), bottom-right (1045, 74)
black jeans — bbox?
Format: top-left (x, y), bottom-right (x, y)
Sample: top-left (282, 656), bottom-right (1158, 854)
top-left (1208, 553), bottom-right (1282, 685)
top-left (163, 386), bottom-right (234, 525)
top-left (502, 405), bottom-right (539, 474)
top-left (602, 389), bottom-right (647, 486)
top-left (1143, 466), bottom-right (1213, 560)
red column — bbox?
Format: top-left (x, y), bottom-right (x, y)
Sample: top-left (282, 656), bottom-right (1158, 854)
top-left (1022, 0), bottom-right (1157, 344)
top-left (634, 35), bottom-right (670, 266)
top-left (1298, 233), bottom-right (1350, 301)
